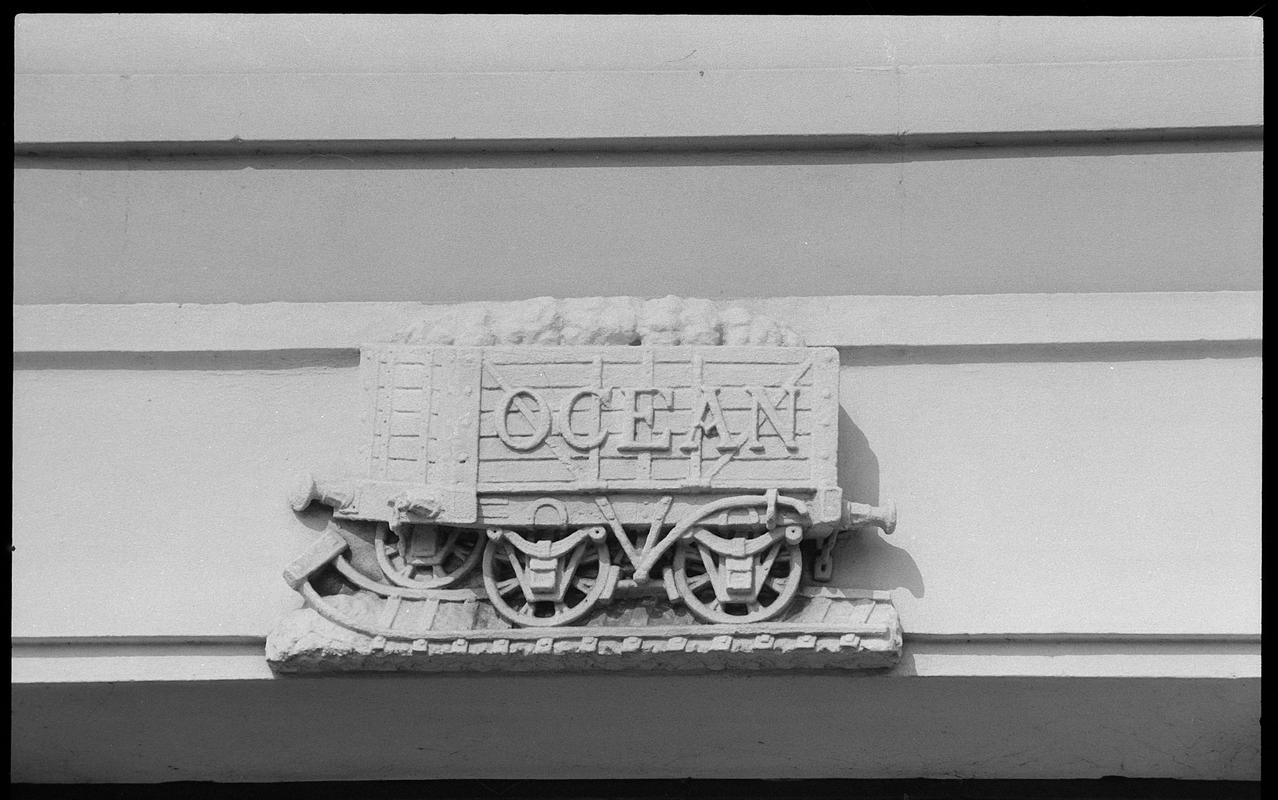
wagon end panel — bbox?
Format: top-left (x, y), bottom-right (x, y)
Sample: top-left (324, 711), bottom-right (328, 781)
top-left (359, 343), bottom-right (433, 484)
top-left (356, 344), bottom-right (479, 525)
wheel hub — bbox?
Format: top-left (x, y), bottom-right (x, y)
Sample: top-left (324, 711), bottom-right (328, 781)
top-left (722, 555), bottom-right (757, 600)
top-left (525, 556), bottom-right (563, 600)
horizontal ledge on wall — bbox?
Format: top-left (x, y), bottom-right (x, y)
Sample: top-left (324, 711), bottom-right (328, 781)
top-left (12, 292), bottom-right (1263, 355)
top-left (14, 58), bottom-right (1263, 145)
top-left (12, 126), bottom-right (1265, 158)
top-left (10, 634), bottom-right (1261, 684)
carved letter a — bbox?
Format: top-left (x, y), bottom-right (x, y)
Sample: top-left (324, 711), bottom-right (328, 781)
top-left (679, 388), bottom-right (737, 453)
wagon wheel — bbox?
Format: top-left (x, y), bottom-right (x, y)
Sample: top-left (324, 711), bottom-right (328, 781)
top-left (374, 523), bottom-right (483, 589)
top-left (673, 534), bottom-right (803, 624)
top-left (482, 531), bottom-right (610, 628)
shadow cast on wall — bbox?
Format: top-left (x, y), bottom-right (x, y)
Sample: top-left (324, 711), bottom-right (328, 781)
top-left (836, 407), bottom-right (924, 599)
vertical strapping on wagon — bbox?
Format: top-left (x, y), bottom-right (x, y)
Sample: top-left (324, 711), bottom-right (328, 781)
top-left (426, 348), bottom-right (481, 523)
top-left (687, 352), bottom-right (704, 484)
top-left (420, 348), bottom-right (434, 474)
top-left (356, 345), bottom-right (379, 480)
top-left (371, 348), bottom-right (392, 480)
top-left (636, 349), bottom-right (654, 481)
top-left (809, 349), bottom-right (840, 489)
top-left (590, 355), bottom-right (603, 484)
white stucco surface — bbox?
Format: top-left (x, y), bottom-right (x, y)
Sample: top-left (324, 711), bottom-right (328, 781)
top-left (12, 342), bottom-right (1261, 639)
top-left (14, 15), bottom-right (1263, 75)
top-left (14, 16), bottom-right (1263, 144)
top-left (14, 145), bottom-right (1262, 304)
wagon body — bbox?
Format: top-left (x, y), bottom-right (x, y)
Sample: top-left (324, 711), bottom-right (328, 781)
top-left (333, 345), bottom-right (846, 535)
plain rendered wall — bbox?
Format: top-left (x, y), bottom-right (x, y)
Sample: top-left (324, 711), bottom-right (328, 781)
top-left (10, 340), bottom-right (1263, 639)
top-left (12, 142), bottom-right (1263, 304)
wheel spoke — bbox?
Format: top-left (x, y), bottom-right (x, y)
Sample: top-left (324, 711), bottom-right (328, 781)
top-left (505, 548), bottom-right (525, 576)
top-left (497, 577), bottom-right (521, 596)
top-left (758, 541), bottom-right (781, 579)
top-left (695, 543), bottom-right (724, 597)
top-left (686, 573), bottom-right (711, 592)
top-left (561, 541), bottom-right (586, 588)
top-left (440, 529), bottom-right (459, 555)
top-left (696, 543), bottom-right (718, 572)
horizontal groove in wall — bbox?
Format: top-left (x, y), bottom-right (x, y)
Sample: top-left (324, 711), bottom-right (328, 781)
top-left (12, 293), bottom-right (1263, 355)
top-left (10, 634), bottom-right (1261, 684)
top-left (12, 632), bottom-right (1262, 649)
top-left (12, 126), bottom-right (1264, 159)
top-left (6, 779), bottom-right (1263, 799)
top-left (13, 636), bottom-right (269, 651)
top-left (11, 135), bottom-right (1263, 179)
top-left (840, 340), bottom-right (1261, 366)
top-left (907, 633), bottom-right (1263, 645)
top-left (12, 349), bottom-right (360, 371)
top-left (11, 340), bottom-right (1262, 372)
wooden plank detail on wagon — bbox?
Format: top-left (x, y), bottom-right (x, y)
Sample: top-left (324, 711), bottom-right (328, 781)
top-left (473, 346), bottom-right (836, 493)
top-left (361, 344), bottom-right (433, 484)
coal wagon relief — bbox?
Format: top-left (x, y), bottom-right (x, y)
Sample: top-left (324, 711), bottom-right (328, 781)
top-left (267, 296), bottom-right (901, 672)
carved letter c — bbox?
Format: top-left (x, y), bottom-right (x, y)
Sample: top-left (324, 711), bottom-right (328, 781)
top-left (557, 388), bottom-right (608, 451)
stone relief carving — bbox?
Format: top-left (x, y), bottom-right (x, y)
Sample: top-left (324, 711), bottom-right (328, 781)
top-left (268, 296), bottom-right (900, 672)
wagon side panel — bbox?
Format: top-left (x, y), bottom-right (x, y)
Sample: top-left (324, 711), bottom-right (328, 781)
top-left (477, 348), bottom-right (609, 489)
top-left (679, 349), bottom-right (824, 489)
top-left (475, 346), bottom-right (834, 494)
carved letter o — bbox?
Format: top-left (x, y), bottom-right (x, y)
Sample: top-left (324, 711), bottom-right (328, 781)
top-left (495, 389), bottom-right (551, 452)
